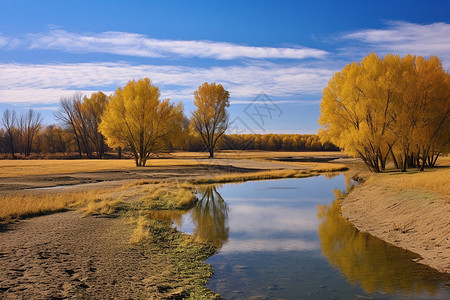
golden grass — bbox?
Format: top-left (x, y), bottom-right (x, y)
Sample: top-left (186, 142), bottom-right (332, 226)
top-left (129, 215), bottom-right (154, 244)
top-left (0, 180), bottom-right (198, 222)
top-left (0, 188), bottom-right (123, 221)
top-left (190, 169), bottom-right (314, 184)
top-left (311, 163), bottom-right (348, 172)
top-left (190, 163), bottom-right (348, 184)
top-left (79, 199), bottom-right (125, 216)
top-left (383, 168), bottom-right (450, 196)
top-left (0, 192), bottom-right (77, 220)
top-left (0, 158), bottom-right (205, 177)
top-left (138, 183), bottom-right (197, 209)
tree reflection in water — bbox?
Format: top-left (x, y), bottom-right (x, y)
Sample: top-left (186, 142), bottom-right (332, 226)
top-left (317, 190), bottom-right (448, 296)
top-left (191, 185), bottom-right (229, 249)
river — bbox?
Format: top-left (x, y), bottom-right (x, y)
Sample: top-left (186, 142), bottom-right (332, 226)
top-left (175, 174), bottom-right (449, 299)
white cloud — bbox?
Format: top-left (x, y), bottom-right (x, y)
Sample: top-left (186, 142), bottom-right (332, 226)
top-left (22, 29), bottom-right (328, 60)
top-left (0, 62), bottom-right (334, 104)
top-left (0, 34), bottom-right (7, 47)
top-left (0, 88), bottom-right (111, 104)
top-left (220, 238), bottom-right (319, 253)
top-left (212, 204), bottom-right (320, 253)
top-left (343, 21), bottom-right (450, 66)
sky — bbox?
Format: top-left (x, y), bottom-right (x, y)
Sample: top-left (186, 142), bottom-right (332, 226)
top-left (0, 0), bottom-right (449, 134)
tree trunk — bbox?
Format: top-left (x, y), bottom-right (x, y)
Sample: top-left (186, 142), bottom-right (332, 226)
top-left (209, 149), bottom-right (214, 159)
top-left (75, 135), bottom-right (82, 158)
top-left (401, 152), bottom-right (407, 172)
top-left (391, 150), bottom-right (399, 169)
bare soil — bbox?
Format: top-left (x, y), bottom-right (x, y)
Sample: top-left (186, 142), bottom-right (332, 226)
top-left (0, 157), bottom-right (322, 299)
top-left (0, 211), bottom-right (216, 299)
top-left (342, 178), bottom-right (450, 274)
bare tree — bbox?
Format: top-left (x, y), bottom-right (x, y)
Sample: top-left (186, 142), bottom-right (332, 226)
top-left (17, 109), bottom-right (42, 156)
top-left (1, 109), bottom-right (17, 158)
top-left (56, 93), bottom-right (93, 158)
top-left (83, 92), bottom-right (108, 158)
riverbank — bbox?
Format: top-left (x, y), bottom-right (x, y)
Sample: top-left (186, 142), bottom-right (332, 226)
top-left (341, 166), bottom-right (450, 274)
top-left (0, 152), bottom-right (348, 299)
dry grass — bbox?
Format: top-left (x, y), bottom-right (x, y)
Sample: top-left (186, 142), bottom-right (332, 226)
top-left (0, 180), bottom-right (197, 222)
top-left (0, 192), bottom-right (78, 220)
top-left (311, 163), bottom-right (348, 172)
top-left (383, 168), bottom-right (450, 196)
top-left (137, 183), bottom-right (197, 209)
top-left (0, 158), bottom-right (205, 177)
top-left (190, 163), bottom-right (348, 184)
top-left (79, 199), bottom-right (125, 216)
top-left (0, 188), bottom-right (124, 221)
top-left (190, 169), bottom-right (314, 184)
top-left (129, 215), bottom-right (154, 244)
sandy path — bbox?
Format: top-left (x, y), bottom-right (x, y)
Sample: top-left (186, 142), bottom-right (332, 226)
top-left (0, 211), bottom-right (176, 299)
top-left (342, 182), bottom-right (450, 273)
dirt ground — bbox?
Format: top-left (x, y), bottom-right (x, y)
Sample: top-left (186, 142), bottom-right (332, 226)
top-left (341, 173), bottom-right (450, 274)
top-left (0, 153), bottom-right (347, 299)
top-left (0, 209), bottom-right (218, 299)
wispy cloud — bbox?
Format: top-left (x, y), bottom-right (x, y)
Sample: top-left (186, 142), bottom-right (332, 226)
top-left (0, 35), bottom-right (7, 47)
top-left (220, 238), bottom-right (319, 253)
top-left (0, 62), bottom-right (334, 104)
top-left (343, 21), bottom-right (450, 66)
top-left (0, 29), bottom-right (329, 60)
top-left (0, 88), bottom-right (112, 104)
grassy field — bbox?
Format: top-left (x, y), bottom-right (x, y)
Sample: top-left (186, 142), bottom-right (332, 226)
top-left (0, 151), bottom-right (347, 177)
top-left (367, 167), bottom-right (450, 196)
top-left (0, 158), bottom-right (204, 177)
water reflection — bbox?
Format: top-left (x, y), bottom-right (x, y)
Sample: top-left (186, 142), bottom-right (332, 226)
top-left (191, 185), bottom-right (229, 248)
top-left (317, 195), bottom-right (449, 296)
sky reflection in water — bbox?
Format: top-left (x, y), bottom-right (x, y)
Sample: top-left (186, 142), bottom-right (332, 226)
top-left (165, 175), bottom-right (449, 299)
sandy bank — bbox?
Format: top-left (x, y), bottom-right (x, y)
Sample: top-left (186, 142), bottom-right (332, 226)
top-left (341, 171), bottom-right (450, 273)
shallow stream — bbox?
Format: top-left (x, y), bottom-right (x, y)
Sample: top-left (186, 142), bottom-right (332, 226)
top-left (175, 174), bottom-right (449, 299)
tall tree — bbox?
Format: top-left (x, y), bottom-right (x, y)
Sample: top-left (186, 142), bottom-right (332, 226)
top-left (192, 82), bottom-right (230, 158)
top-left (318, 53), bottom-right (450, 172)
top-left (1, 109), bottom-right (17, 158)
top-left (99, 78), bottom-right (184, 167)
top-left (82, 92), bottom-right (108, 158)
top-left (17, 109), bottom-right (42, 156)
top-left (56, 93), bottom-right (84, 158)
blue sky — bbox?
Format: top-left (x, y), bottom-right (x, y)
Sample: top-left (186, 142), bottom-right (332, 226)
top-left (1, 0), bottom-right (449, 133)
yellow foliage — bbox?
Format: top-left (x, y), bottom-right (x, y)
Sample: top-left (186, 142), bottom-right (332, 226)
top-left (99, 78), bottom-right (185, 166)
top-left (318, 200), bottom-right (443, 295)
top-left (319, 53), bottom-right (450, 172)
top-left (191, 82), bottom-right (230, 158)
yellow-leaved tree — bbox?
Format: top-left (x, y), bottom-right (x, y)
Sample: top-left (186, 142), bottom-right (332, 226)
top-left (99, 78), bottom-right (184, 166)
top-left (319, 53), bottom-right (450, 172)
top-left (192, 82), bottom-right (230, 158)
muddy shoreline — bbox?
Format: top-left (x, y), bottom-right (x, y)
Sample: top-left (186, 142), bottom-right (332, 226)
top-left (341, 174), bottom-right (450, 274)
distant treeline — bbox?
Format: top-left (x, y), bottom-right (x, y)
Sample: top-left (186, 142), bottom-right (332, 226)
top-left (221, 134), bottom-right (338, 151)
top-left (0, 108), bottom-right (338, 158)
